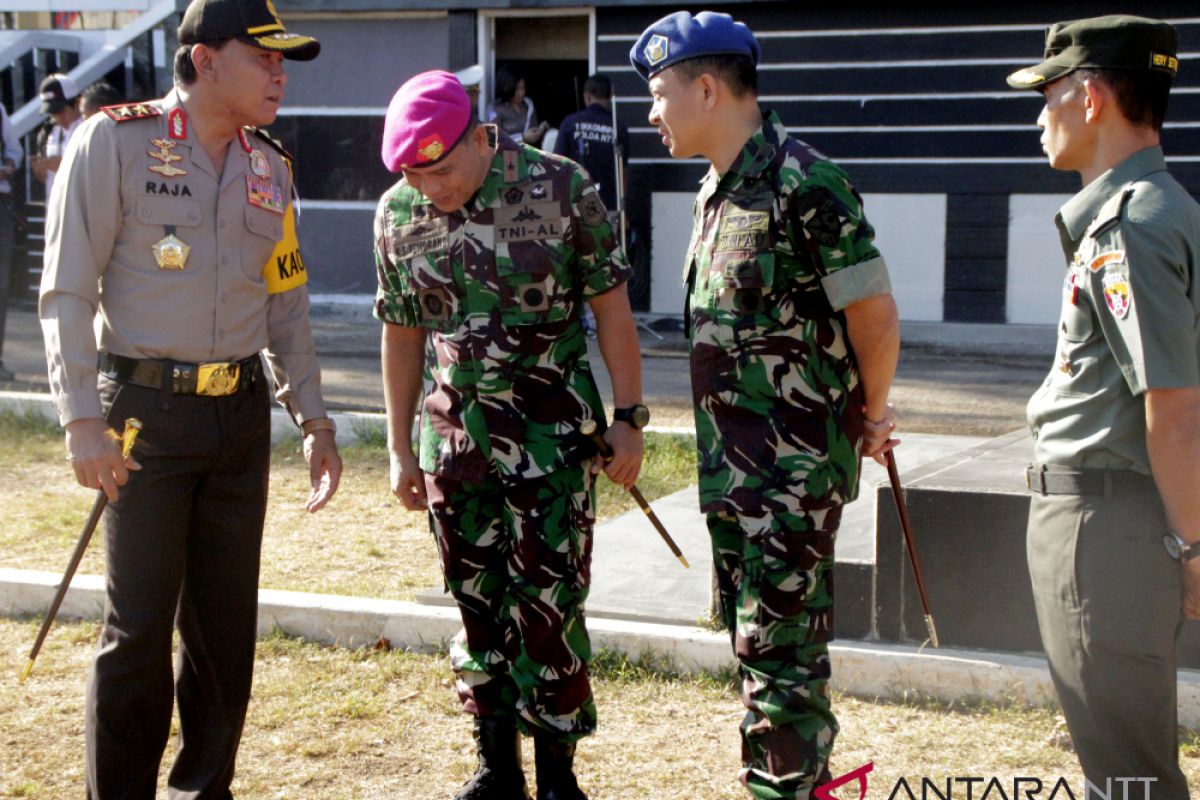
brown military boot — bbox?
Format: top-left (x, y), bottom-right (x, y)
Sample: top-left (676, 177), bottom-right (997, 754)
top-left (453, 717), bottom-right (532, 800)
top-left (533, 736), bottom-right (588, 800)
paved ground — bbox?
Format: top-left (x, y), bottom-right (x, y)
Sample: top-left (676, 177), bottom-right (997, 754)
top-left (1, 299), bottom-right (1054, 436)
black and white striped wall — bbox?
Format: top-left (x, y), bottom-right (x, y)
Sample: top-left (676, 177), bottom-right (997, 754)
top-left (597, 2), bottom-right (1200, 325)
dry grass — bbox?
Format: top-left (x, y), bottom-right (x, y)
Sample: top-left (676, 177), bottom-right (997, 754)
top-left (0, 412), bottom-right (696, 601)
top-left (7, 618), bottom-right (1198, 799)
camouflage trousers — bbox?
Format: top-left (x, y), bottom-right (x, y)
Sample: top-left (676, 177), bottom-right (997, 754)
top-left (426, 465), bottom-right (597, 742)
top-left (708, 504), bottom-right (842, 800)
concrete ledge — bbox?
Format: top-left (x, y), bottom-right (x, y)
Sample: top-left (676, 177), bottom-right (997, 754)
top-left (6, 567), bottom-right (1200, 728)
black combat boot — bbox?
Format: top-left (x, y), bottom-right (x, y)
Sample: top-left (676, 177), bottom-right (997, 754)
top-left (533, 736), bottom-right (588, 800)
top-left (452, 717), bottom-right (532, 800)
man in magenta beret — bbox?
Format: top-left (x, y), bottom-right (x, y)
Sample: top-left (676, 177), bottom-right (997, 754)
top-left (373, 70), bottom-right (646, 800)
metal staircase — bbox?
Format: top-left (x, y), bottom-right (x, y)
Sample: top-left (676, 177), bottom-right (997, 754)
top-left (0, 0), bottom-right (178, 302)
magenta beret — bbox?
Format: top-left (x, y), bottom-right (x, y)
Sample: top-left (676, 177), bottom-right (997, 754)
top-left (382, 70), bottom-right (472, 172)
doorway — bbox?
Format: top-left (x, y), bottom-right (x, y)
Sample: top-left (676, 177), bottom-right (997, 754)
top-left (479, 11), bottom-right (593, 139)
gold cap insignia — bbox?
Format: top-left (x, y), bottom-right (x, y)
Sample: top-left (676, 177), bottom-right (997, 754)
top-left (644, 34), bottom-right (669, 67)
top-left (1150, 52), bottom-right (1179, 75)
top-left (1007, 68), bottom-right (1046, 86)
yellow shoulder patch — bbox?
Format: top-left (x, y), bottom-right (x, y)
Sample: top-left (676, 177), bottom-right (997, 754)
top-left (263, 203), bottom-right (307, 293)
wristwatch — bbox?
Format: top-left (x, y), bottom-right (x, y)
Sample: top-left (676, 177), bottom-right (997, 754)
top-left (612, 404), bottom-right (650, 430)
top-left (301, 417), bottom-right (337, 437)
top-left (1163, 529), bottom-right (1200, 562)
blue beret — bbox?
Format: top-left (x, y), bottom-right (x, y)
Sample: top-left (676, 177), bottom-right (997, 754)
top-left (629, 11), bottom-right (760, 82)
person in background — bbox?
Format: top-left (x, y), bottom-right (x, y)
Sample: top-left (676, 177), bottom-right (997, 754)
top-left (0, 99), bottom-right (22, 383)
top-left (454, 63), bottom-right (484, 115)
top-left (31, 73), bottom-right (82, 202)
top-left (488, 64), bottom-right (547, 146)
top-left (78, 81), bottom-right (123, 119)
top-left (553, 73), bottom-right (629, 218)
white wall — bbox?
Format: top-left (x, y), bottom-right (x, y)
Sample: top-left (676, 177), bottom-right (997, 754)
top-left (648, 191), bottom-right (947, 322)
top-left (1007, 195), bottom-right (1073, 325)
top-left (649, 192), bottom-right (695, 315)
top-left (862, 193), bottom-right (945, 322)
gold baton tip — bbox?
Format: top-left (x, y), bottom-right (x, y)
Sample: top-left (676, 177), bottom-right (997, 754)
top-left (121, 418), bottom-right (143, 457)
top-left (677, 554), bottom-right (690, 569)
top-left (19, 658), bottom-right (33, 684)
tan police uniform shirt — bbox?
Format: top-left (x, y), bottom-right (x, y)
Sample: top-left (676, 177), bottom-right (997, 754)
top-left (40, 90), bottom-right (326, 425)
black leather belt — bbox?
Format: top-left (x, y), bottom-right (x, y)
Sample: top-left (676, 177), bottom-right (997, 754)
top-left (98, 352), bottom-right (261, 396)
top-left (1025, 464), bottom-right (1155, 496)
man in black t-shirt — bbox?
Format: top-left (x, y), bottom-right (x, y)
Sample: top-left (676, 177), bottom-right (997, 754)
top-left (554, 74), bottom-right (629, 214)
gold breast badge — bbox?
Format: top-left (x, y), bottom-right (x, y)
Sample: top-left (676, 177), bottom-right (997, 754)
top-left (152, 234), bottom-right (190, 270)
top-left (148, 138), bottom-right (187, 177)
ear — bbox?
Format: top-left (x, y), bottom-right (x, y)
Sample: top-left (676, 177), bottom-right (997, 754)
top-left (1081, 77), bottom-right (1106, 124)
top-left (190, 43), bottom-right (216, 79)
top-left (698, 73), bottom-right (719, 111)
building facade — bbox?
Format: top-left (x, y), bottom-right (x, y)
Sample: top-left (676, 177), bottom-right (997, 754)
top-left (14, 1), bottom-right (1198, 325)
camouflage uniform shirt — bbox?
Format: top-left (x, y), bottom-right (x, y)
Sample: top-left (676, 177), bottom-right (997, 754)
top-left (687, 110), bottom-right (892, 521)
top-left (374, 131), bottom-right (632, 484)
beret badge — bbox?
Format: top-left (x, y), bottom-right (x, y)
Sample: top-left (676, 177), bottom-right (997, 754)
top-left (418, 135), bottom-right (446, 164)
top-left (644, 34), bottom-right (669, 67)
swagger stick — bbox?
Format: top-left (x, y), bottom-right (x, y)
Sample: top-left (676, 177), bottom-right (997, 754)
top-left (885, 450), bottom-right (939, 647)
top-left (581, 419), bottom-right (688, 568)
top-left (20, 418), bottom-right (142, 682)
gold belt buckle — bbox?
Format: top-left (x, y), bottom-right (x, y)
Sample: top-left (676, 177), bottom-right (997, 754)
top-left (196, 362), bottom-right (239, 396)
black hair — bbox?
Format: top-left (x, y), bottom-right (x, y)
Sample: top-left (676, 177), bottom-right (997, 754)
top-left (174, 39), bottom-right (231, 86)
top-left (670, 54), bottom-right (757, 98)
top-left (583, 74), bottom-right (612, 101)
top-left (81, 81), bottom-right (122, 109)
top-left (1073, 68), bottom-right (1172, 131)
top-left (494, 64), bottom-right (523, 104)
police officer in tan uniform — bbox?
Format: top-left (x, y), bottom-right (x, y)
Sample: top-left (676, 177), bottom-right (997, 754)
top-left (39, 0), bottom-right (341, 795)
top-left (1009, 16), bottom-right (1199, 797)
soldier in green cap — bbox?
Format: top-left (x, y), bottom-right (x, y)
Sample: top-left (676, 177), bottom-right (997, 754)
top-left (1009, 14), bottom-right (1199, 797)
top-left (631, 11), bottom-right (901, 800)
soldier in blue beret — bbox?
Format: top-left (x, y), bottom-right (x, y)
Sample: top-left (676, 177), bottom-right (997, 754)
top-left (1010, 15), bottom-right (1198, 797)
top-left (632, 10), bottom-right (900, 800)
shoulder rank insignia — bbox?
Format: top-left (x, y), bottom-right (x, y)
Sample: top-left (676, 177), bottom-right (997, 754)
top-left (247, 126), bottom-right (293, 163)
top-left (102, 102), bottom-right (162, 122)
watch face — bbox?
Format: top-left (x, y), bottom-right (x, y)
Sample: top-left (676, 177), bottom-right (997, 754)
top-left (1165, 534), bottom-right (1182, 560)
top-left (631, 405), bottom-right (651, 429)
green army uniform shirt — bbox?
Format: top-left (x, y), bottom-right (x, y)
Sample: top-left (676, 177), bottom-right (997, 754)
top-left (374, 131), bottom-right (632, 484)
top-left (687, 110), bottom-right (892, 521)
top-left (1029, 146), bottom-right (1200, 472)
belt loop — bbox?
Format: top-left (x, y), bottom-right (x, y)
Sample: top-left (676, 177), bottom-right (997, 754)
top-left (1103, 470), bottom-right (1114, 500)
top-left (158, 358), bottom-right (173, 411)
top-left (1036, 463), bottom-right (1047, 495)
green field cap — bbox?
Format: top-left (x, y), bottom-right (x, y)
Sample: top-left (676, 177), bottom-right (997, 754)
top-left (1007, 14), bottom-right (1177, 89)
